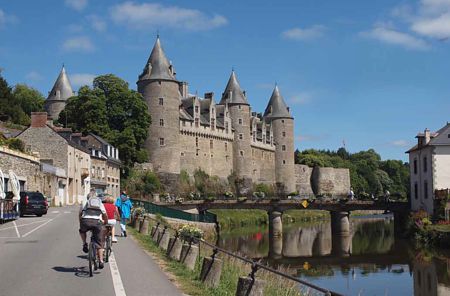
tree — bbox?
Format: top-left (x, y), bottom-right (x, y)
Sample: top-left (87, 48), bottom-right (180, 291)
top-left (59, 74), bottom-right (151, 176)
top-left (0, 74), bottom-right (29, 125)
top-left (12, 84), bottom-right (45, 115)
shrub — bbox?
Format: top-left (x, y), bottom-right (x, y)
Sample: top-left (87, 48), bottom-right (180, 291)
top-left (6, 138), bottom-right (25, 152)
top-left (178, 224), bottom-right (203, 240)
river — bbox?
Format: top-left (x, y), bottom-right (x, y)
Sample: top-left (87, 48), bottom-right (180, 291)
top-left (217, 215), bottom-right (450, 296)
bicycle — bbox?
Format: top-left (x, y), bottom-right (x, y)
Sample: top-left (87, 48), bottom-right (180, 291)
top-left (88, 232), bottom-right (99, 277)
top-left (104, 225), bottom-right (113, 263)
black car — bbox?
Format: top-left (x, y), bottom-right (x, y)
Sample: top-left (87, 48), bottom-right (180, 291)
top-left (19, 192), bottom-right (48, 217)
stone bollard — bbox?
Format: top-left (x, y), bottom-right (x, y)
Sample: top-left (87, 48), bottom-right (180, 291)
top-left (152, 227), bottom-right (160, 242)
top-left (167, 236), bottom-right (183, 261)
top-left (139, 218), bottom-right (149, 235)
top-left (158, 229), bottom-right (171, 251)
top-left (150, 225), bottom-right (158, 237)
top-left (200, 256), bottom-right (223, 288)
top-left (235, 277), bottom-right (265, 296)
top-left (180, 243), bottom-right (199, 270)
top-left (133, 216), bottom-right (141, 229)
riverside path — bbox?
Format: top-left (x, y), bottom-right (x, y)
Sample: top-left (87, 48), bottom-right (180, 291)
top-left (0, 206), bottom-right (182, 296)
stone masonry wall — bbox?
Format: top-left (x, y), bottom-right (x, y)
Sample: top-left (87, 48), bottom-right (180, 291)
top-left (0, 147), bottom-right (42, 192)
top-left (250, 146), bottom-right (275, 184)
top-left (295, 164), bottom-right (314, 195)
top-left (311, 167), bottom-right (350, 196)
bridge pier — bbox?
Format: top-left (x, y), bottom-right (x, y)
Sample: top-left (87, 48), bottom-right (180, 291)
top-left (268, 211), bottom-right (283, 259)
top-left (330, 211), bottom-right (350, 235)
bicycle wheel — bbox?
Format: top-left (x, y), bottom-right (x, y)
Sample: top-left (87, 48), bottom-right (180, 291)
top-left (105, 236), bottom-right (111, 263)
top-left (88, 242), bottom-right (93, 277)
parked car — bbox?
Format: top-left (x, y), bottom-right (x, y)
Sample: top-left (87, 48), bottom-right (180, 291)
top-left (19, 191), bottom-right (48, 217)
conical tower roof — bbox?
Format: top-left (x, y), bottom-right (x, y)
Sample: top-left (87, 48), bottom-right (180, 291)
top-left (46, 66), bottom-right (73, 102)
top-left (219, 71), bottom-right (249, 105)
top-left (264, 85), bottom-right (293, 120)
top-left (139, 37), bottom-right (176, 81)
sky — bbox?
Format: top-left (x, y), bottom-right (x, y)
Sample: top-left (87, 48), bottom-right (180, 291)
top-left (1, 0), bottom-right (450, 162)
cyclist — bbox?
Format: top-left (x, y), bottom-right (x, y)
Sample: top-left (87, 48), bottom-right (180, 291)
top-left (79, 188), bottom-right (108, 269)
top-left (102, 196), bottom-right (119, 242)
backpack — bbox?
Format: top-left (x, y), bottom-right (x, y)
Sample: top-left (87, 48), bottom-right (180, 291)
top-left (83, 197), bottom-right (103, 216)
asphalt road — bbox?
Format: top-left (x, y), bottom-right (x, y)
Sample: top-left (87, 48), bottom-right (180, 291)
top-left (0, 206), bottom-right (182, 296)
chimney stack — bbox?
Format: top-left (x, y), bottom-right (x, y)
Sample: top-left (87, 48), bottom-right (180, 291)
top-left (424, 128), bottom-right (431, 144)
top-left (31, 112), bottom-right (48, 128)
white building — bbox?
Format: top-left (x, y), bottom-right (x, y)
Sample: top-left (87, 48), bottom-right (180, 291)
top-left (407, 124), bottom-right (450, 215)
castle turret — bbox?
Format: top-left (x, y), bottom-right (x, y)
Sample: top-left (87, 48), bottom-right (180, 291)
top-left (137, 37), bottom-right (181, 175)
top-left (45, 66), bottom-right (74, 120)
top-left (264, 86), bottom-right (295, 194)
top-left (220, 71), bottom-right (253, 191)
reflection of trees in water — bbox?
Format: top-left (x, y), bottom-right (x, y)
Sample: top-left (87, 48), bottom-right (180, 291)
top-left (351, 220), bottom-right (394, 255)
top-left (217, 227), bottom-right (269, 258)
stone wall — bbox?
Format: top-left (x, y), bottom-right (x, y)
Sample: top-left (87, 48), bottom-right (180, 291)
top-left (294, 164), bottom-right (314, 195)
top-left (311, 167), bottom-right (350, 196)
top-left (250, 146), bottom-right (275, 184)
top-left (0, 147), bottom-right (42, 192)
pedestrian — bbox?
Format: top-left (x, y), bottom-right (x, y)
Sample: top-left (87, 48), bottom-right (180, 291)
top-left (348, 188), bottom-right (355, 201)
top-left (102, 196), bottom-right (120, 242)
top-left (115, 191), bottom-right (132, 237)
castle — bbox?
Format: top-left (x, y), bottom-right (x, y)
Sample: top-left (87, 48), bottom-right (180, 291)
top-left (137, 37), bottom-right (296, 193)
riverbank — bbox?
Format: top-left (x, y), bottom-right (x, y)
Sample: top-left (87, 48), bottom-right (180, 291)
top-left (130, 225), bottom-right (302, 296)
top-left (413, 224), bottom-right (450, 248)
top-left (210, 209), bottom-right (329, 230)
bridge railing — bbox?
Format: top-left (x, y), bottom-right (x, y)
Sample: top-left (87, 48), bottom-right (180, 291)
top-left (131, 199), bottom-right (217, 223)
top-left (144, 215), bottom-right (342, 296)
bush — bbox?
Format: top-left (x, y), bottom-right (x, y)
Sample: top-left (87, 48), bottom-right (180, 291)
top-left (5, 138), bottom-right (25, 152)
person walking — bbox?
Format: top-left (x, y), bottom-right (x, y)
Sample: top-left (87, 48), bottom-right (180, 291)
top-left (115, 191), bottom-right (132, 237)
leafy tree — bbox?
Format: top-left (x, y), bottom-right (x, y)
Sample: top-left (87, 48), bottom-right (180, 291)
top-left (59, 74), bottom-right (151, 176)
top-left (12, 84), bottom-right (45, 115)
top-left (0, 74), bottom-right (29, 125)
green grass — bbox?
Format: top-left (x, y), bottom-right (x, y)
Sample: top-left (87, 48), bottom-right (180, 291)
top-left (282, 209), bottom-right (329, 223)
top-left (209, 209), bottom-right (268, 230)
top-left (130, 223), bottom-right (302, 296)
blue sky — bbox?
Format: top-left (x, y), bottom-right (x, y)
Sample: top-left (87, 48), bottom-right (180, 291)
top-left (1, 0), bottom-right (450, 161)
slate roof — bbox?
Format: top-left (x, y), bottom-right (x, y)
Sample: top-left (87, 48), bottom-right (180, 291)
top-left (46, 66), bottom-right (73, 102)
top-left (219, 71), bottom-right (249, 105)
top-left (264, 85), bottom-right (293, 120)
top-left (139, 37), bottom-right (176, 81)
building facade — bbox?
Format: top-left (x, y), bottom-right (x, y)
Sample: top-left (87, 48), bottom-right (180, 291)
top-left (137, 37), bottom-right (296, 193)
top-left (407, 124), bottom-right (450, 214)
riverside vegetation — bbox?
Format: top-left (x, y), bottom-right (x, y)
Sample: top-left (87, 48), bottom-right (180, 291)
top-left (130, 221), bottom-right (302, 296)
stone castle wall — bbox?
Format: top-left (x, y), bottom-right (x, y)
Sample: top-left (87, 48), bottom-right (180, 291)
top-left (311, 167), bottom-right (350, 196)
top-left (250, 146), bottom-right (275, 184)
top-left (295, 164), bottom-right (314, 195)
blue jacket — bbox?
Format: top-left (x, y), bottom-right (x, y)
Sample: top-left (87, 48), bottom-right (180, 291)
top-left (115, 194), bottom-right (132, 219)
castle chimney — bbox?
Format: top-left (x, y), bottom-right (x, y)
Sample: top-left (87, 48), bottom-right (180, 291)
top-left (424, 128), bottom-right (431, 144)
top-left (31, 112), bottom-right (48, 128)
top-left (180, 81), bottom-right (189, 98)
top-left (204, 92), bottom-right (214, 100)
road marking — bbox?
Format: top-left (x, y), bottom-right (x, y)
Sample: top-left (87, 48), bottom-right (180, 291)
top-left (109, 252), bottom-right (127, 296)
top-left (63, 211), bottom-right (71, 214)
top-left (12, 221), bottom-right (20, 238)
top-left (0, 220), bottom-right (47, 232)
top-left (22, 214), bottom-right (60, 238)
top-left (51, 210), bottom-right (60, 214)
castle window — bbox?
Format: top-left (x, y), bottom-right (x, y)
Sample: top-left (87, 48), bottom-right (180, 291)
top-left (283, 160), bottom-right (286, 164)
top-left (210, 140), bottom-right (213, 149)
top-left (253, 134), bottom-right (256, 141)
top-left (423, 157), bottom-right (427, 172)
top-left (424, 180), bottom-right (428, 199)
top-left (225, 142), bottom-right (228, 151)
top-left (195, 118), bottom-right (199, 127)
top-left (282, 131), bottom-right (286, 137)
top-left (414, 182), bottom-right (418, 199)
top-left (196, 149), bottom-right (199, 156)
top-left (239, 134), bottom-right (243, 140)
top-left (281, 120), bottom-right (285, 124)
top-left (195, 106), bottom-right (199, 113)
top-left (159, 119), bottom-right (164, 126)
top-left (196, 137), bottom-right (199, 147)
top-left (282, 145), bottom-right (286, 151)
top-left (159, 97), bottom-right (164, 105)
top-left (238, 105), bottom-right (241, 110)
top-left (159, 138), bottom-right (165, 146)
top-left (240, 150), bottom-right (244, 157)
top-left (414, 159), bottom-right (417, 174)
top-left (238, 118), bottom-right (242, 125)
top-left (211, 118), bottom-right (215, 130)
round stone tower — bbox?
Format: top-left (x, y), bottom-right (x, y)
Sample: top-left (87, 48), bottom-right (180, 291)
top-left (219, 71), bottom-right (253, 192)
top-left (137, 37), bottom-right (180, 176)
top-left (44, 66), bottom-right (74, 120)
top-left (264, 86), bottom-right (295, 194)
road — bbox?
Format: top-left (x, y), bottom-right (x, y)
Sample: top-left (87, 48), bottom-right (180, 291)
top-left (0, 206), bottom-right (182, 296)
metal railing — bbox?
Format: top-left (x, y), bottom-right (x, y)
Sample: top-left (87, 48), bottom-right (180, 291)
top-left (143, 214), bottom-right (342, 296)
top-left (132, 199), bottom-right (217, 223)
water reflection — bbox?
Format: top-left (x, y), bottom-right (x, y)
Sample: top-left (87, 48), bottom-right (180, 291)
top-left (217, 216), bottom-right (450, 296)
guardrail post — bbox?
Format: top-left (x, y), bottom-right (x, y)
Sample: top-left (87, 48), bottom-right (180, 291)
top-left (158, 226), bottom-right (170, 251)
top-left (133, 216), bottom-right (142, 229)
top-left (200, 249), bottom-right (223, 288)
top-left (236, 263), bottom-right (265, 296)
top-left (139, 217), bottom-right (149, 234)
top-left (167, 234), bottom-right (183, 260)
top-left (180, 242), bottom-right (199, 270)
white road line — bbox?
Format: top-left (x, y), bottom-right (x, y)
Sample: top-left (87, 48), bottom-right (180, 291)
top-left (63, 211), bottom-right (71, 214)
top-left (109, 252), bottom-right (127, 296)
top-left (22, 214), bottom-right (60, 238)
top-left (51, 210), bottom-right (60, 214)
top-left (0, 220), bottom-right (47, 232)
top-left (12, 221), bottom-right (20, 238)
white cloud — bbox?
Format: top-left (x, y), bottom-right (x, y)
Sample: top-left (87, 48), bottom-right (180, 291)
top-left (87, 15), bottom-right (107, 32)
top-left (25, 71), bottom-right (43, 82)
top-left (390, 140), bottom-right (410, 147)
top-left (361, 25), bottom-right (430, 50)
top-left (0, 9), bottom-right (18, 28)
top-left (70, 73), bottom-right (96, 87)
top-left (282, 25), bottom-right (326, 41)
top-left (66, 24), bottom-right (84, 33)
top-left (62, 36), bottom-right (95, 52)
top-left (296, 134), bottom-right (328, 142)
top-left (109, 2), bottom-right (228, 31)
top-left (412, 12), bottom-right (450, 39)
top-left (65, 0), bottom-right (88, 11)
top-left (289, 92), bottom-right (313, 105)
